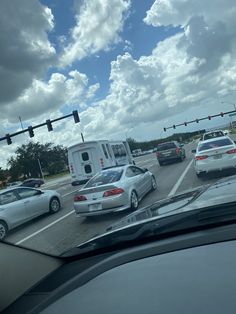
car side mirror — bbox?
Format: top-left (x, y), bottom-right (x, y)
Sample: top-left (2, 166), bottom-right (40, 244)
top-left (143, 168), bottom-right (149, 173)
top-left (37, 190), bottom-right (44, 195)
top-left (234, 141), bottom-right (236, 144)
top-left (191, 149), bottom-right (196, 153)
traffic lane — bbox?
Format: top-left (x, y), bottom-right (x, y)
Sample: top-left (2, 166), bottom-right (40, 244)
top-left (11, 144), bottom-right (197, 255)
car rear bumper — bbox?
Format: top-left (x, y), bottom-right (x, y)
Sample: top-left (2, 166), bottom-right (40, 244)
top-left (195, 158), bottom-right (236, 173)
top-left (158, 155), bottom-right (180, 161)
top-left (74, 193), bottom-right (130, 217)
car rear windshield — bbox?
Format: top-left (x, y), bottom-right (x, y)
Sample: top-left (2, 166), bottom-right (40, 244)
top-left (203, 131), bottom-right (224, 140)
top-left (198, 138), bottom-right (233, 151)
top-left (85, 169), bottom-right (123, 187)
top-left (156, 143), bottom-right (176, 151)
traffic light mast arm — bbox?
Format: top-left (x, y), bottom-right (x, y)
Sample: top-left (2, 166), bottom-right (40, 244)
top-left (163, 110), bottom-right (236, 131)
top-left (2, 110), bottom-right (80, 145)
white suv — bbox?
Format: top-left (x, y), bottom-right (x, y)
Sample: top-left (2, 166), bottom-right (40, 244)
top-left (202, 130), bottom-right (225, 141)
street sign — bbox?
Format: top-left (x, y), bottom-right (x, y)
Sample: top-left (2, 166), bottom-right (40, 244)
top-left (229, 113), bottom-right (236, 117)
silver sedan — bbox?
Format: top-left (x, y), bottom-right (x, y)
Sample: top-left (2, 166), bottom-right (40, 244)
top-left (73, 165), bottom-right (157, 217)
top-left (0, 187), bottom-right (62, 240)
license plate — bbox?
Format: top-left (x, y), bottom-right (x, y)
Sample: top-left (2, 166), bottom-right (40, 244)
top-left (213, 154), bottom-right (222, 159)
top-left (89, 203), bottom-right (102, 211)
top-left (162, 151), bottom-right (171, 156)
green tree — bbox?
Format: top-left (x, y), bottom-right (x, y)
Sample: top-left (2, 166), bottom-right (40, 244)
top-left (8, 142), bottom-right (68, 179)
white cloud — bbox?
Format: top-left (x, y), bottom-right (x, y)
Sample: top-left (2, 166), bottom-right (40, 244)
top-left (60, 0), bottom-right (131, 66)
top-left (1, 70), bottom-right (99, 123)
top-left (0, 0), bottom-right (56, 104)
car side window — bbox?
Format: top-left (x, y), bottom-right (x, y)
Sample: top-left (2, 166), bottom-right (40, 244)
top-left (126, 166), bottom-right (143, 177)
top-left (17, 188), bottom-right (40, 199)
top-left (0, 191), bottom-right (18, 205)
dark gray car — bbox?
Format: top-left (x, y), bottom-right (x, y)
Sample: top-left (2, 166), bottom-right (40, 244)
top-left (155, 141), bottom-right (186, 165)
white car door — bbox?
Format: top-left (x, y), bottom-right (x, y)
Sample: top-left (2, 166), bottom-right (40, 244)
top-left (16, 188), bottom-right (49, 219)
top-left (0, 190), bottom-right (28, 228)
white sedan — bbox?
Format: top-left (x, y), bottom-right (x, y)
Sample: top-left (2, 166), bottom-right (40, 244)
top-left (192, 136), bottom-right (236, 177)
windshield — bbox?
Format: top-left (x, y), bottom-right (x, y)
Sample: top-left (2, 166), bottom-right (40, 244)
top-left (198, 138), bottom-right (233, 151)
top-left (1, 0), bottom-right (236, 257)
top-left (85, 169), bottom-right (123, 187)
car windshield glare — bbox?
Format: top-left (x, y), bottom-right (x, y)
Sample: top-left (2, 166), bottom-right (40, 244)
top-left (198, 138), bottom-right (233, 151)
top-left (85, 170), bottom-right (123, 188)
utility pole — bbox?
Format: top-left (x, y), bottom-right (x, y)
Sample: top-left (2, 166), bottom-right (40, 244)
top-left (37, 159), bottom-right (44, 180)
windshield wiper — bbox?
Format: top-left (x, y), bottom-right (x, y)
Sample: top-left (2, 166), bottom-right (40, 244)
top-left (63, 201), bottom-right (236, 257)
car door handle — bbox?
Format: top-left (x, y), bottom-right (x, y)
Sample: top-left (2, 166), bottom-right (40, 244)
top-left (24, 200), bottom-right (30, 204)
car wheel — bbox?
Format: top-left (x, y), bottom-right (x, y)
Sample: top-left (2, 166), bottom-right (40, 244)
top-left (151, 176), bottom-right (157, 191)
top-left (130, 191), bottom-right (139, 210)
top-left (0, 221), bottom-right (8, 240)
top-left (159, 161), bottom-right (164, 166)
top-left (49, 197), bottom-right (61, 214)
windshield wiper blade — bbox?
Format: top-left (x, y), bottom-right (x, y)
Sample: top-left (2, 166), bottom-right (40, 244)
top-left (62, 201), bottom-right (236, 257)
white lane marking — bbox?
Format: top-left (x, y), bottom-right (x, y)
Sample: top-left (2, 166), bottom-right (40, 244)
top-left (15, 210), bottom-right (74, 245)
top-left (168, 159), bottom-right (194, 197)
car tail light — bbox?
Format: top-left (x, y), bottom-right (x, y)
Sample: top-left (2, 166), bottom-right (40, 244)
top-left (74, 195), bottom-right (87, 202)
top-left (195, 155), bottom-right (208, 160)
top-left (156, 152), bottom-right (160, 157)
top-left (176, 148), bottom-right (181, 154)
top-left (226, 148), bottom-right (236, 154)
top-left (103, 188), bottom-right (125, 197)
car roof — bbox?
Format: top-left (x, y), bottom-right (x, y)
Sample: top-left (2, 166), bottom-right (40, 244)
top-left (204, 130), bottom-right (224, 135)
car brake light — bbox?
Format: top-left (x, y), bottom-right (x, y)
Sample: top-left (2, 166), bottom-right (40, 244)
top-left (195, 155), bottom-right (208, 160)
top-left (156, 152), bottom-right (160, 157)
top-left (226, 149), bottom-right (236, 154)
top-left (103, 188), bottom-right (125, 197)
top-left (74, 195), bottom-right (87, 202)
top-left (176, 148), bottom-right (181, 154)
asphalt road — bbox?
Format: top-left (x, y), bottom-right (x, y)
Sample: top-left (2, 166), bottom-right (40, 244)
top-left (5, 138), bottom-right (236, 255)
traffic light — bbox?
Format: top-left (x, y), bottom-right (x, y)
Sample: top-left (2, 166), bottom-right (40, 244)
top-left (28, 126), bottom-right (34, 138)
top-left (220, 112), bottom-right (224, 117)
top-left (6, 134), bottom-right (12, 145)
top-left (196, 119), bottom-right (199, 123)
top-left (208, 116), bottom-right (211, 120)
top-left (163, 127), bottom-right (166, 132)
top-left (173, 125), bottom-right (176, 129)
top-left (184, 122), bottom-right (187, 126)
top-left (73, 110), bottom-right (80, 123)
top-left (46, 119), bottom-right (53, 132)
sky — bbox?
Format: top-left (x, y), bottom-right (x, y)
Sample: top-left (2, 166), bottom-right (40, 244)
top-left (1, 0), bottom-right (236, 168)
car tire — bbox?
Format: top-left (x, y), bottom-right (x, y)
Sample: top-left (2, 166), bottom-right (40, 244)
top-left (159, 161), bottom-right (164, 166)
top-left (0, 220), bottom-right (8, 240)
top-left (49, 197), bottom-right (61, 214)
top-left (151, 176), bottom-right (157, 191)
top-left (196, 172), bottom-right (204, 178)
top-left (130, 190), bottom-right (139, 210)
